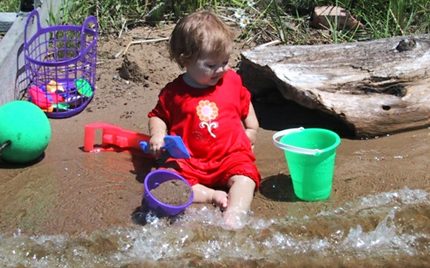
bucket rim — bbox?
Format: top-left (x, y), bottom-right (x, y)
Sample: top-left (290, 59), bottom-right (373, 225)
top-left (143, 169), bottom-right (194, 216)
top-left (273, 127), bottom-right (341, 156)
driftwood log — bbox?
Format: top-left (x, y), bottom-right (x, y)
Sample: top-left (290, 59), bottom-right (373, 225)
top-left (239, 35), bottom-right (430, 137)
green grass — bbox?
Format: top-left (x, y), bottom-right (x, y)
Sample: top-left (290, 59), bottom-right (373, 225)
top-left (2, 0), bottom-right (429, 44)
top-left (0, 0), bottom-right (19, 12)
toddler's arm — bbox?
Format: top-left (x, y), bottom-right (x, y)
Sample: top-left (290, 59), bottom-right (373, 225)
top-left (148, 116), bottom-right (167, 156)
top-left (243, 103), bottom-right (259, 147)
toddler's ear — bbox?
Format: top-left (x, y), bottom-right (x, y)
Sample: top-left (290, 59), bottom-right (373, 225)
top-left (178, 54), bottom-right (189, 69)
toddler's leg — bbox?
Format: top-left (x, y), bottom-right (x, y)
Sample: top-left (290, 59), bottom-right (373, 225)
top-left (192, 183), bottom-right (228, 209)
top-left (223, 175), bottom-right (256, 229)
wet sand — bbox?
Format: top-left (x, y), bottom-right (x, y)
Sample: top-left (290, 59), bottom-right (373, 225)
top-left (0, 57), bottom-right (429, 235)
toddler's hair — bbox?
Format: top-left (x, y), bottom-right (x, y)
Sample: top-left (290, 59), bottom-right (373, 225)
top-left (169, 10), bottom-right (234, 68)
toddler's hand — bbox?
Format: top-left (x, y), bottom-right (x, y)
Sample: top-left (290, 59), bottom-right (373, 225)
top-left (212, 190), bottom-right (228, 209)
top-left (149, 134), bottom-right (165, 157)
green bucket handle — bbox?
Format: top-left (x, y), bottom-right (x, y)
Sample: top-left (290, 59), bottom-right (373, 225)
top-left (272, 127), bottom-right (322, 156)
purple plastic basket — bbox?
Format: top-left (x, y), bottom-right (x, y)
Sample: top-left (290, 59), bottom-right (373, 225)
top-left (144, 170), bottom-right (194, 216)
top-left (24, 10), bottom-right (98, 118)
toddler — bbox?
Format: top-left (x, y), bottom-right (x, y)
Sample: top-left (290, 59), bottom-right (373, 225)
top-left (147, 10), bottom-right (260, 229)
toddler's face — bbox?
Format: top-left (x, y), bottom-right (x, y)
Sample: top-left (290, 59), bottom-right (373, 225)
top-left (185, 54), bottom-right (230, 87)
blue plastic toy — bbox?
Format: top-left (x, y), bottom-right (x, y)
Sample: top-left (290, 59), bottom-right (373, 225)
top-left (140, 136), bottom-right (190, 159)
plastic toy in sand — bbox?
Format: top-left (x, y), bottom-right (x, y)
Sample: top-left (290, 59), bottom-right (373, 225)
top-left (46, 80), bottom-right (65, 93)
top-left (28, 78), bottom-right (95, 113)
top-left (273, 127), bottom-right (341, 201)
top-left (83, 122), bottom-right (151, 153)
top-left (24, 10), bottom-right (97, 119)
top-left (29, 85), bottom-right (65, 111)
top-left (140, 136), bottom-right (190, 159)
top-left (83, 123), bottom-right (192, 218)
top-left (0, 100), bottom-right (51, 164)
top-left (75, 78), bottom-right (93, 97)
top-left (83, 122), bottom-right (190, 159)
top-left (143, 169), bottom-right (194, 216)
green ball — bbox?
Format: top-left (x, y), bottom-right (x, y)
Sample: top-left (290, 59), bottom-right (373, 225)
top-left (0, 100), bottom-right (51, 163)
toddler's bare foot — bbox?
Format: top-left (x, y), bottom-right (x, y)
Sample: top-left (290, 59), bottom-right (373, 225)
top-left (223, 209), bottom-right (248, 230)
top-left (211, 190), bottom-right (228, 209)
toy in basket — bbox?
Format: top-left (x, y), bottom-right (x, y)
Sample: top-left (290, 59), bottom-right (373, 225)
top-left (24, 10), bottom-right (98, 118)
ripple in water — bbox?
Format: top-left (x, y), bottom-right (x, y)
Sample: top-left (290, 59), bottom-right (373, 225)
top-left (0, 188), bottom-right (429, 267)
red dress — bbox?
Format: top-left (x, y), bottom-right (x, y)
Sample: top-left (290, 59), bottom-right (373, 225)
top-left (148, 70), bottom-right (260, 188)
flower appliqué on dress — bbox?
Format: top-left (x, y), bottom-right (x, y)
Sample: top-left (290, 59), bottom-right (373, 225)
top-left (196, 100), bottom-right (219, 138)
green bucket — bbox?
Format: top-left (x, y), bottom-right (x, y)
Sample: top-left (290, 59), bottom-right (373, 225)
top-left (273, 128), bottom-right (341, 201)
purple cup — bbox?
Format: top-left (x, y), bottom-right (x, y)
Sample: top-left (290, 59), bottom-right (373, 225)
top-left (144, 169), bottom-right (194, 216)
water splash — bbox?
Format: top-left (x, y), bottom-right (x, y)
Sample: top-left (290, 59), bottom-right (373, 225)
top-left (0, 188), bottom-right (429, 267)
top-left (340, 209), bottom-right (417, 256)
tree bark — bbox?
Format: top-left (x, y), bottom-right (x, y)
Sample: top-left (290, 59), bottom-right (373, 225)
top-left (239, 35), bottom-right (430, 137)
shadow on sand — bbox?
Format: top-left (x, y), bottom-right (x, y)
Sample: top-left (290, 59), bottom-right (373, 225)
top-left (253, 96), bottom-right (355, 138)
top-left (260, 173), bottom-right (300, 202)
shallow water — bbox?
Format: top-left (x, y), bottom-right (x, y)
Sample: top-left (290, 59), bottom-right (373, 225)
top-left (1, 188), bottom-right (429, 267)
